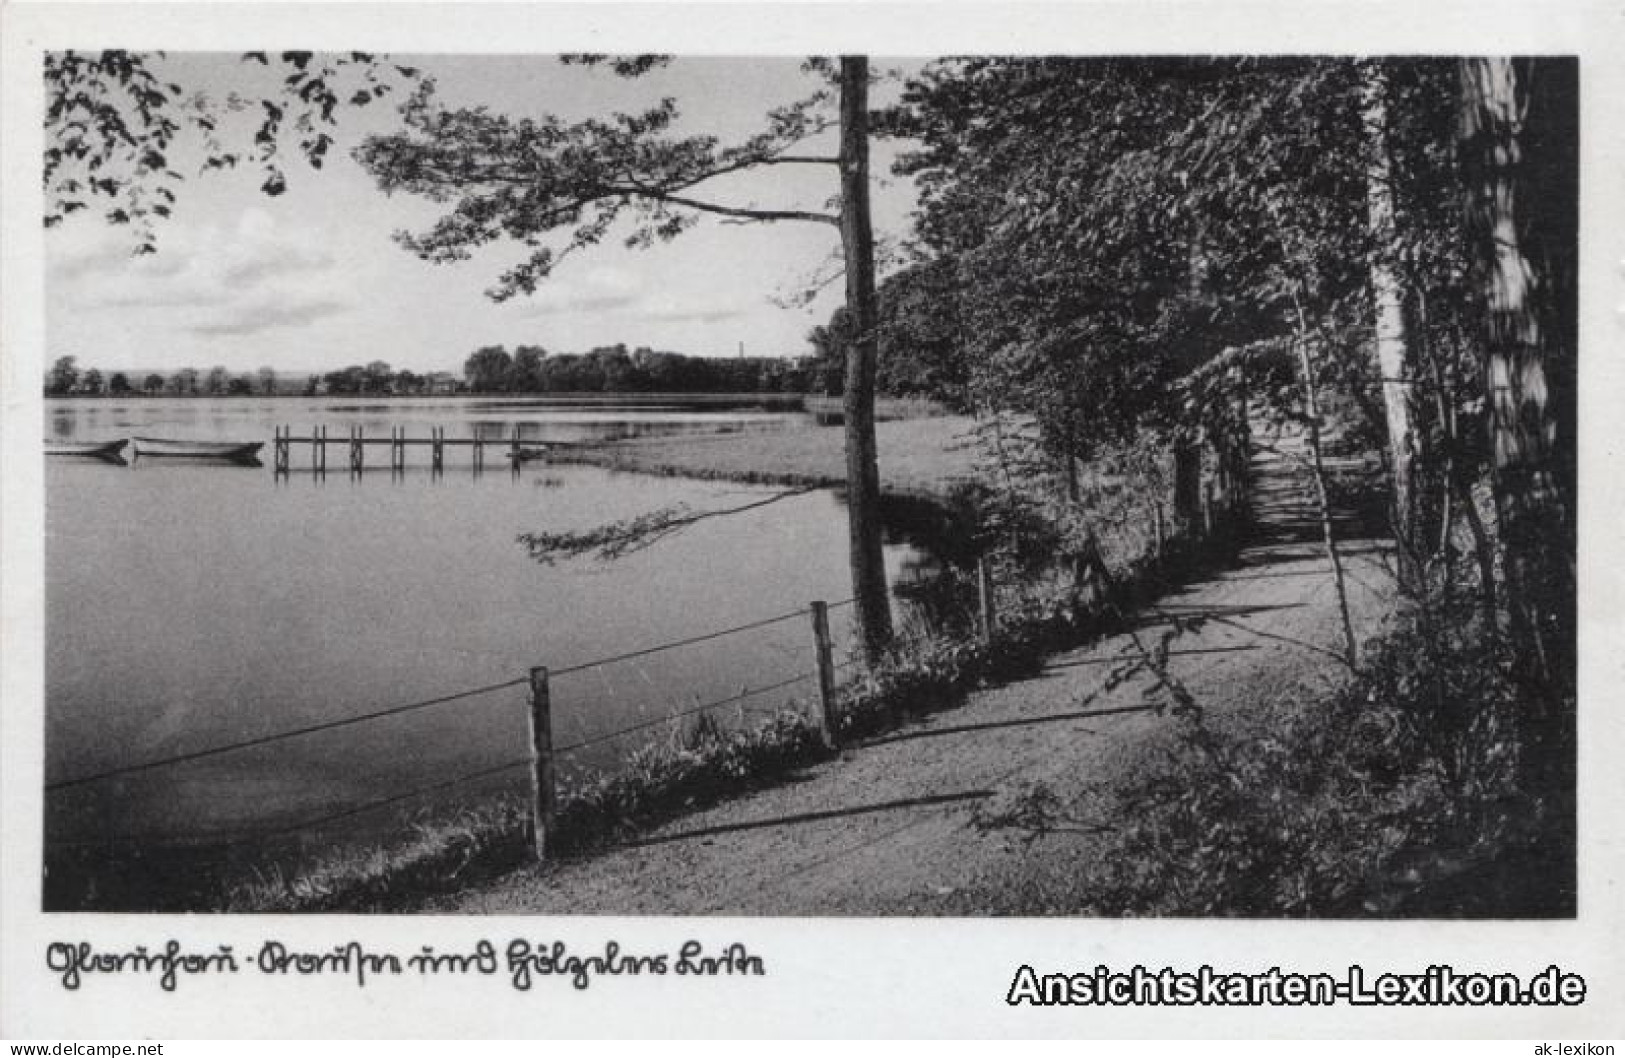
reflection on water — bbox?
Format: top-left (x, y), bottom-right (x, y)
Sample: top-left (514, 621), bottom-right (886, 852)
top-left (43, 396), bottom-right (937, 888)
top-left (47, 394), bottom-right (808, 446)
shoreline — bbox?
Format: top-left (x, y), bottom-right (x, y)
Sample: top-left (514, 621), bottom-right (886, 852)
top-left (547, 415), bottom-right (984, 501)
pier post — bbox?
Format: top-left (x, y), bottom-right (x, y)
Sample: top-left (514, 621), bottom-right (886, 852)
top-left (473, 434), bottom-right (484, 474)
top-left (431, 427), bottom-right (444, 474)
top-left (809, 601), bottom-right (838, 747)
top-left (977, 557), bottom-right (998, 643)
top-left (319, 426), bottom-right (327, 474)
top-left (526, 666), bottom-right (556, 864)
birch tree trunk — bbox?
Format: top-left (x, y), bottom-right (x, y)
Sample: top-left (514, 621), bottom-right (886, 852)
top-left (839, 55), bottom-right (894, 661)
top-left (1361, 62), bottom-right (1422, 572)
top-left (1458, 56), bottom-right (1577, 788)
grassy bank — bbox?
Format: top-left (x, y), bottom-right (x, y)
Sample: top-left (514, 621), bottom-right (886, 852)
top-left (551, 415), bottom-right (982, 499)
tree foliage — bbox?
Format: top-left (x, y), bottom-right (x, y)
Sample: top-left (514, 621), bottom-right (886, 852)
top-left (44, 49), bottom-right (415, 251)
top-left (355, 69), bottom-right (841, 301)
top-left (880, 53), bottom-right (1576, 827)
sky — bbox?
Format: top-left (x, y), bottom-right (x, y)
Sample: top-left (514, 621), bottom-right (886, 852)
top-left (44, 54), bottom-right (927, 376)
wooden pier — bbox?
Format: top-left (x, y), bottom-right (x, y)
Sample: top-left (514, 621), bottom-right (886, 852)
top-left (272, 425), bottom-right (544, 475)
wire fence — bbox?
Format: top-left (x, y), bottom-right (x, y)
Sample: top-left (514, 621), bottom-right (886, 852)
top-left (45, 596), bottom-right (860, 854)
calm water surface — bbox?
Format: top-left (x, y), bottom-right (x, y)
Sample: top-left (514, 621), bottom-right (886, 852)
top-left (44, 397), bottom-right (926, 858)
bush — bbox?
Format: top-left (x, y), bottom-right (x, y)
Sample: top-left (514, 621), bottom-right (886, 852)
top-left (550, 711), bottom-right (833, 852)
top-left (1062, 605), bottom-right (1572, 918)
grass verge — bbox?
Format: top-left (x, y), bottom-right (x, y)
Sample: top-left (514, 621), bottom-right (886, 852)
top-left (550, 415), bottom-right (982, 500)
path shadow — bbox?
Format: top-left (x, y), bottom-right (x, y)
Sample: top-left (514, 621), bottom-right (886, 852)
top-left (1040, 645), bottom-right (1259, 671)
top-left (619, 789), bottom-right (993, 849)
top-left (1124, 601), bottom-right (1305, 631)
top-left (863, 702), bottom-right (1158, 749)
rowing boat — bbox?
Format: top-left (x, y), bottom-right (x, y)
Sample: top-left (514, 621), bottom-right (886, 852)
top-left (45, 439), bottom-right (128, 457)
top-left (132, 437), bottom-right (264, 460)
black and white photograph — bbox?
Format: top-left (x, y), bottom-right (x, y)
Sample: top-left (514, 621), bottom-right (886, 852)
top-left (2, 0), bottom-right (1621, 1042)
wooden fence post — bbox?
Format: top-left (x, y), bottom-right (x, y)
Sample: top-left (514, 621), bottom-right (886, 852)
top-left (526, 666), bottom-right (556, 864)
top-left (1202, 479), bottom-right (1215, 536)
top-left (809, 601), bottom-right (837, 747)
top-left (977, 556), bottom-right (997, 643)
top-left (1154, 500), bottom-right (1167, 556)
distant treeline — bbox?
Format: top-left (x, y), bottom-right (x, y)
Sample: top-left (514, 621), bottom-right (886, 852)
top-left (455, 343), bottom-right (832, 395)
top-left (44, 344), bottom-right (842, 398)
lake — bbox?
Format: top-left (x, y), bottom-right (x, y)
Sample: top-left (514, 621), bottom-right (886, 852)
top-left (43, 396), bottom-right (936, 894)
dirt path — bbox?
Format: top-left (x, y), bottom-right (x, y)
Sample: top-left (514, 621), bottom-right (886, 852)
top-left (436, 442), bottom-right (1396, 914)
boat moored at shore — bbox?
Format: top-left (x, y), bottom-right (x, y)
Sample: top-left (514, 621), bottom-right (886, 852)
top-left (132, 437), bottom-right (264, 461)
top-left (45, 439), bottom-right (128, 458)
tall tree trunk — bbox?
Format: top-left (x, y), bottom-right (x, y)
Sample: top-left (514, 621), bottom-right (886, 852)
top-left (1361, 62), bottom-right (1422, 573)
top-left (1458, 57), bottom-right (1578, 791)
top-left (838, 56), bottom-right (893, 661)
top-left (1172, 435), bottom-right (1202, 533)
top-left (1291, 298), bottom-right (1360, 670)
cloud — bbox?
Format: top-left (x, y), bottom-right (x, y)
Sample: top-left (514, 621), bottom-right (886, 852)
top-left (510, 266), bottom-right (642, 317)
top-left (50, 207), bottom-right (353, 336)
top-left (505, 264), bottom-right (752, 325)
top-left (633, 295), bottom-right (749, 324)
top-left (188, 296), bottom-right (353, 337)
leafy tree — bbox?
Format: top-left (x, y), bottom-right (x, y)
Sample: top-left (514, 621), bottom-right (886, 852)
top-left (874, 258), bottom-right (970, 409)
top-left (512, 346), bottom-right (547, 392)
top-left (363, 360), bottom-right (394, 394)
top-left (169, 367), bottom-right (199, 395)
top-left (804, 312), bottom-right (848, 397)
top-left (80, 367), bottom-right (104, 395)
top-left (142, 373), bottom-right (165, 396)
top-left (887, 59), bottom-right (1256, 460)
top-left (108, 371), bottom-right (132, 395)
top-left (45, 355), bottom-right (79, 396)
top-left (322, 364), bottom-right (367, 395)
top-left (356, 55), bottom-right (895, 656)
top-left (257, 366), bottom-right (279, 395)
top-left (810, 256), bottom-right (972, 408)
top-left (205, 365), bottom-right (230, 395)
top-left (463, 345), bottom-right (514, 393)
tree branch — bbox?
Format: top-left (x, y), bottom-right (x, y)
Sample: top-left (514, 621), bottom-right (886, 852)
top-left (517, 487), bottom-right (818, 564)
top-left (628, 187), bottom-right (838, 226)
